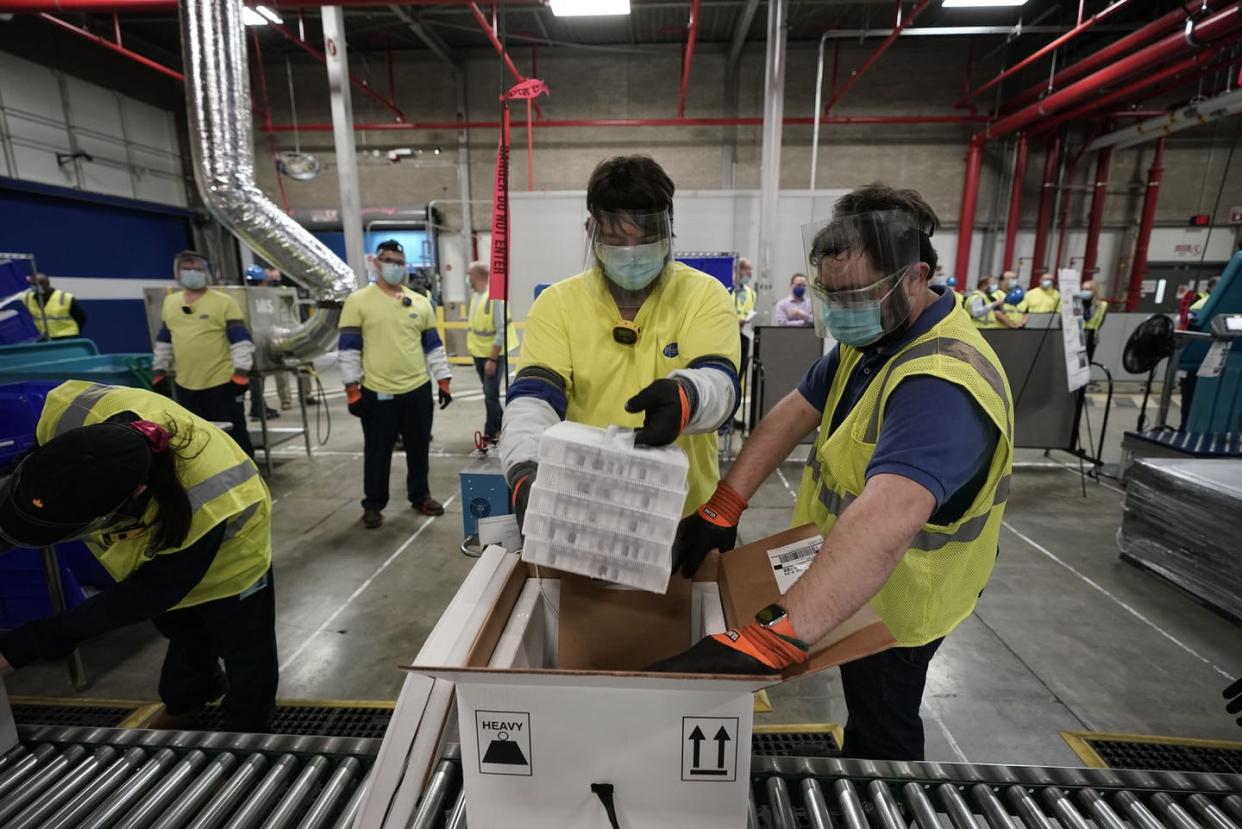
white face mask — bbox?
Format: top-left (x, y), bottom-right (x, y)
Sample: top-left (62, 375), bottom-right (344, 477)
top-left (1040, 278), bottom-right (1054, 290)
top-left (379, 262), bottom-right (406, 286)
top-left (179, 269), bottom-right (208, 290)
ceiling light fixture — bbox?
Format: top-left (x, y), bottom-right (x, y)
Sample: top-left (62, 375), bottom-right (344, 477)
top-left (942, 0), bottom-right (1028, 7)
top-left (550, 0), bottom-right (631, 17)
top-left (256, 5), bottom-right (282, 24)
top-left (241, 6), bottom-right (267, 26)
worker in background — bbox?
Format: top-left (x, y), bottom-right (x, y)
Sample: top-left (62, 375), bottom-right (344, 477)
top-left (774, 273), bottom-right (814, 327)
top-left (968, 276), bottom-right (1022, 329)
top-left (23, 273), bottom-right (85, 340)
top-left (1080, 279), bottom-right (1108, 360)
top-left (501, 155), bottom-right (740, 525)
top-left (651, 184), bottom-right (1014, 762)
top-left (152, 252), bottom-right (255, 459)
top-left (0, 381), bottom-right (277, 732)
top-left (734, 258), bottom-right (756, 390)
top-left (467, 261), bottom-right (518, 445)
top-left (992, 271), bottom-right (1016, 305)
top-left (1188, 277), bottom-right (1217, 326)
top-left (1019, 269), bottom-right (1061, 313)
top-left (339, 239), bottom-right (453, 529)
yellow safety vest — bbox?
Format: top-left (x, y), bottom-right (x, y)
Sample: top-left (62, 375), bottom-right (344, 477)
top-left (790, 296), bottom-right (1014, 646)
top-left (1189, 292), bottom-right (1209, 312)
top-left (1084, 299), bottom-right (1108, 331)
top-left (733, 284), bottom-right (756, 323)
top-left (23, 289), bottom-right (79, 339)
top-left (968, 290), bottom-right (1000, 328)
top-left (35, 381), bottom-right (272, 610)
top-left (467, 289), bottom-right (519, 359)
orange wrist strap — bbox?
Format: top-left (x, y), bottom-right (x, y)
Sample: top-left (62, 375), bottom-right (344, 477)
top-left (710, 620), bottom-right (809, 671)
top-left (698, 481), bottom-right (748, 527)
top-left (676, 384), bottom-right (692, 434)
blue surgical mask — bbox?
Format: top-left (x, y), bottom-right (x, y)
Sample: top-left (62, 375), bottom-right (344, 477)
top-left (380, 262), bottom-right (406, 286)
top-left (179, 269), bottom-right (207, 290)
top-left (596, 241), bottom-right (669, 291)
top-left (792, 285), bottom-right (807, 299)
top-left (823, 302), bottom-right (884, 347)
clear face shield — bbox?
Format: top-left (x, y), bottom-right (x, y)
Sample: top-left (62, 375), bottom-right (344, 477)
top-left (587, 209), bottom-right (673, 300)
top-left (0, 463), bottom-right (136, 552)
top-left (173, 252), bottom-right (212, 291)
top-left (801, 211), bottom-right (925, 347)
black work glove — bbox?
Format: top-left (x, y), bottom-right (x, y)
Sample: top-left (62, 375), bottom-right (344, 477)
top-left (647, 636), bottom-right (772, 675)
top-left (437, 380), bottom-right (453, 410)
top-left (625, 377), bottom-right (694, 447)
top-left (671, 481), bottom-right (747, 578)
top-left (509, 462), bottom-right (537, 531)
top-left (1226, 677), bottom-right (1242, 726)
top-left (151, 372), bottom-right (172, 397)
top-left (230, 372), bottom-right (250, 402)
top-left (345, 384), bottom-right (368, 418)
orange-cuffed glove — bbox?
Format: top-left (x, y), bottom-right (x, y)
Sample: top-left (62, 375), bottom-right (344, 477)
top-left (151, 372), bottom-right (171, 396)
top-left (647, 613), bottom-right (809, 674)
top-left (670, 481), bottom-right (748, 578)
top-left (231, 372), bottom-right (250, 391)
top-left (437, 379), bottom-right (452, 410)
top-left (345, 383), bottom-right (367, 418)
top-left (624, 377), bottom-right (693, 447)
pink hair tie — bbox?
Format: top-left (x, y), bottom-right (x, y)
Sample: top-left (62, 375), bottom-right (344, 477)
top-left (128, 420), bottom-right (170, 454)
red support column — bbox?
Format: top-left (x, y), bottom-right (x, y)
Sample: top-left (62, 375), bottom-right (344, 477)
top-left (1030, 134), bottom-right (1062, 287)
top-left (1082, 145), bottom-right (1112, 280)
top-left (954, 137), bottom-right (985, 285)
top-left (1002, 133), bottom-right (1028, 273)
top-left (1127, 138), bottom-right (1166, 312)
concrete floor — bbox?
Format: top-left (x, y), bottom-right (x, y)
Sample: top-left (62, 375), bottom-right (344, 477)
top-left (6, 360), bottom-right (1241, 768)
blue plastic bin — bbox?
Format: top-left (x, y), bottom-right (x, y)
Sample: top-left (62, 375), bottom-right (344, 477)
top-left (0, 544), bottom-right (115, 630)
top-left (0, 353), bottom-right (154, 389)
top-left (0, 380), bottom-right (58, 467)
top-left (0, 301), bottom-right (39, 346)
top-left (0, 339), bottom-right (99, 369)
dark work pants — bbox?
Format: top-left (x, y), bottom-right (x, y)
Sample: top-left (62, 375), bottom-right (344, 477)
top-left (840, 637), bottom-right (944, 760)
top-left (472, 355), bottom-right (506, 439)
top-left (360, 383), bottom-right (434, 511)
top-left (176, 382), bottom-right (255, 458)
top-left (151, 569), bottom-right (278, 733)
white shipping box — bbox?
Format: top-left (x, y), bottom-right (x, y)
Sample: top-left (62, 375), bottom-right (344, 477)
top-left (0, 676), bottom-right (16, 756)
top-left (410, 525), bottom-right (896, 829)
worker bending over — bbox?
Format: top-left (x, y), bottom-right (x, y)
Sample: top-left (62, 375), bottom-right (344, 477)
top-left (23, 273), bottom-right (86, 340)
top-left (652, 184), bottom-right (1014, 762)
top-left (1019, 270), bottom-right (1061, 313)
top-left (339, 239), bottom-right (453, 529)
top-left (152, 252), bottom-right (255, 458)
top-left (502, 155), bottom-right (740, 521)
top-left (0, 381), bottom-right (276, 732)
top-left (467, 261), bottom-right (518, 446)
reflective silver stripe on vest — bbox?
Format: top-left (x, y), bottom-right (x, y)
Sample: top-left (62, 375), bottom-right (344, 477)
top-left (222, 500), bottom-right (261, 542)
top-left (816, 473), bottom-right (1011, 552)
top-left (864, 338), bottom-right (1012, 443)
top-left (187, 459), bottom-right (259, 511)
top-left (54, 383), bottom-right (114, 435)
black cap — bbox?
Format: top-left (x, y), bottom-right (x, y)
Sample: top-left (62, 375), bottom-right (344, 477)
top-left (0, 424), bottom-right (151, 547)
top-left (377, 239), bottom-right (404, 255)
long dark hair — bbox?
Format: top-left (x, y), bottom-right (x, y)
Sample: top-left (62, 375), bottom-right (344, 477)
top-left (106, 411), bottom-right (202, 551)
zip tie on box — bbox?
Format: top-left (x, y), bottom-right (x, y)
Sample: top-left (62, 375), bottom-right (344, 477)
top-left (590, 783), bottom-right (621, 829)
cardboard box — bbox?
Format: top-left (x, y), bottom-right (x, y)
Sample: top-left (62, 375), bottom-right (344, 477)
top-left (409, 525), bottom-right (895, 829)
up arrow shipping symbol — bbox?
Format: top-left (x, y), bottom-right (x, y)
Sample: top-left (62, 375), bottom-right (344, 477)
top-left (688, 726), bottom-right (706, 768)
top-left (683, 718), bottom-right (737, 780)
top-left (714, 726), bottom-right (731, 769)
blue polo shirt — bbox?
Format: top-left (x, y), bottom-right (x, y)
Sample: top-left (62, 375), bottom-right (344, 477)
top-left (797, 286), bottom-right (999, 524)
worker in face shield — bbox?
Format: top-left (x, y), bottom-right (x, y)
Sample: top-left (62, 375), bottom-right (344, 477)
top-left (500, 155), bottom-right (741, 525)
top-left (651, 184), bottom-right (1014, 762)
top-left (151, 251), bottom-right (256, 459)
top-left (0, 382), bottom-right (276, 732)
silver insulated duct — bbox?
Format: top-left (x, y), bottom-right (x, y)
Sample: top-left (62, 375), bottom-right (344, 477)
top-left (179, 0), bottom-right (357, 362)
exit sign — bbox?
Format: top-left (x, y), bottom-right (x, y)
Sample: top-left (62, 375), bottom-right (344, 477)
top-left (1231, 206), bottom-right (1242, 224)
top-left (1188, 214), bottom-right (1211, 226)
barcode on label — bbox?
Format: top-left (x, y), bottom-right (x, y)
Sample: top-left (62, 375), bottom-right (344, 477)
top-left (776, 545), bottom-right (818, 564)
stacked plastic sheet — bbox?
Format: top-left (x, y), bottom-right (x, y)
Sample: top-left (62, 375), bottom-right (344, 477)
top-left (522, 422), bottom-right (689, 593)
top-left (1119, 458), bottom-right (1242, 621)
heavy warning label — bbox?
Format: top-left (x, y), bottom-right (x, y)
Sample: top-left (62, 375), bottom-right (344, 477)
top-left (476, 710), bottom-right (532, 776)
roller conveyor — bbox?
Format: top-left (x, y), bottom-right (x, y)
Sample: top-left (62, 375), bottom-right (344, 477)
top-left (5, 727), bottom-right (1241, 828)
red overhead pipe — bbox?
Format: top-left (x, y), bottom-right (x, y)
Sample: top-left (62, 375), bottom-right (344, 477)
top-left (1030, 134), bottom-right (1062, 285)
top-left (1027, 39), bottom-right (1242, 138)
top-left (261, 114), bottom-right (991, 133)
top-left (39, 12), bottom-right (183, 81)
top-left (677, 0), bottom-right (701, 118)
top-left (953, 137), bottom-right (985, 284)
top-left (468, 2), bottom-right (526, 84)
top-left (1082, 145), bottom-right (1112, 281)
top-left (1005, 0), bottom-right (1231, 112)
top-left (985, 4), bottom-right (1242, 140)
top-left (822, 0), bottom-right (933, 111)
top-left (268, 21), bottom-right (405, 121)
top-left (1002, 133), bottom-right (1028, 274)
top-left (1127, 138), bottom-right (1166, 312)
top-left (957, 0), bottom-right (1135, 108)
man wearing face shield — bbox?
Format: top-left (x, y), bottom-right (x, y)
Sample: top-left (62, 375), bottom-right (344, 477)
top-left (0, 381), bottom-right (277, 732)
top-left (338, 240), bottom-right (453, 530)
top-left (501, 155), bottom-right (741, 523)
top-left (651, 184), bottom-right (1014, 762)
top-left (152, 251), bottom-right (255, 458)
top-left (23, 273), bottom-right (86, 340)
